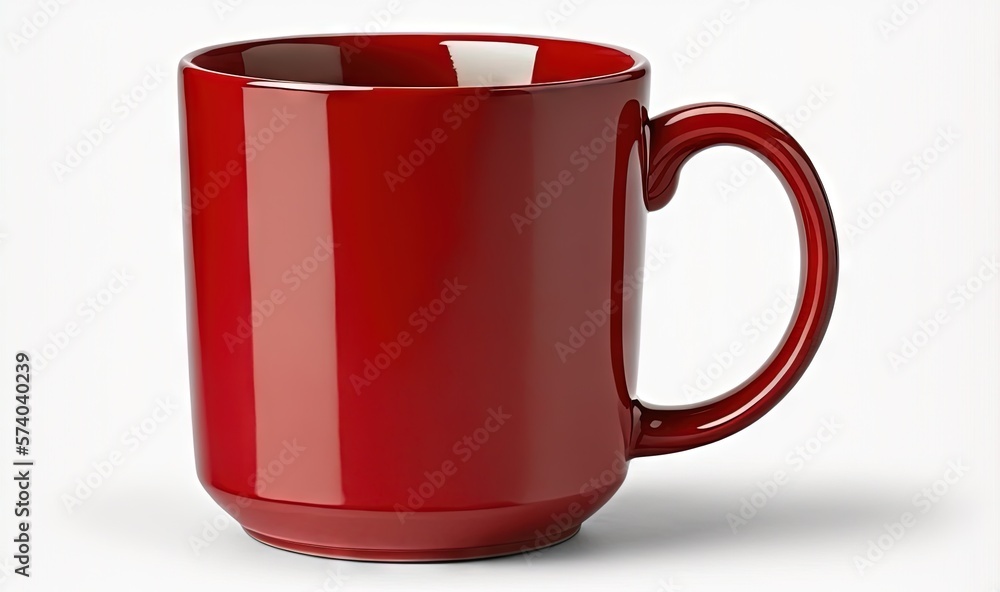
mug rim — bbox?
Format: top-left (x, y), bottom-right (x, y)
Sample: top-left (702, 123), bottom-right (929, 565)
top-left (179, 32), bottom-right (650, 92)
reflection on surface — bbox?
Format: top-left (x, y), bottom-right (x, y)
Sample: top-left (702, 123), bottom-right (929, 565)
top-left (243, 85), bottom-right (344, 505)
top-left (440, 40), bottom-right (539, 87)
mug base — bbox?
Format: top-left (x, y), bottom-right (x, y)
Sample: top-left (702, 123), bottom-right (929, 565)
top-left (243, 525), bottom-right (581, 562)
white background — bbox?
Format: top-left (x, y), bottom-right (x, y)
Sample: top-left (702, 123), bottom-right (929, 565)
top-left (1, 0), bottom-right (997, 590)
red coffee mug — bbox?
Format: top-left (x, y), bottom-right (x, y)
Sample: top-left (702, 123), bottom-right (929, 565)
top-left (179, 33), bottom-right (837, 561)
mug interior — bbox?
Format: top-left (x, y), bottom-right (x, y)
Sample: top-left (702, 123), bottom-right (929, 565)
top-left (186, 33), bottom-right (644, 89)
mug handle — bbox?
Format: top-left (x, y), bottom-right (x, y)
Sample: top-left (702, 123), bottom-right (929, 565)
top-left (629, 103), bottom-right (839, 458)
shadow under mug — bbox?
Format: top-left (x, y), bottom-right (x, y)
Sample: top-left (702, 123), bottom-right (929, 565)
top-left (179, 32), bottom-right (838, 561)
